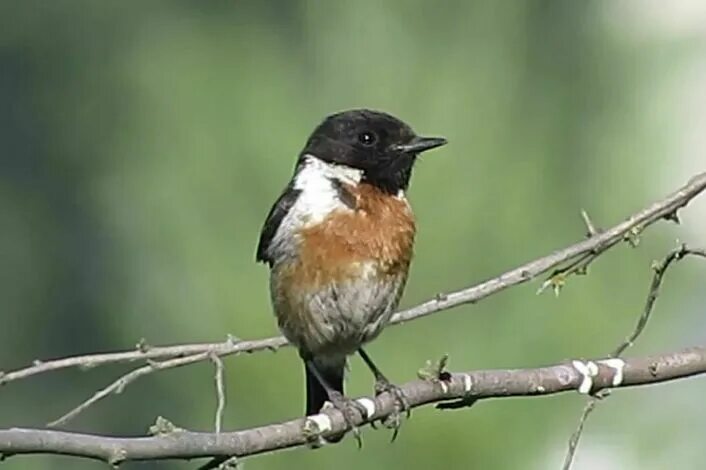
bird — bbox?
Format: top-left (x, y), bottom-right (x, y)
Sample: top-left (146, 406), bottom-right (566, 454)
top-left (256, 108), bottom-right (447, 439)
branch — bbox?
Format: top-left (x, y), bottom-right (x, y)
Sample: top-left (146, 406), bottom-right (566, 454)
top-left (0, 336), bottom-right (288, 386)
top-left (1, 171), bottom-right (704, 389)
top-left (1, 346), bottom-right (705, 465)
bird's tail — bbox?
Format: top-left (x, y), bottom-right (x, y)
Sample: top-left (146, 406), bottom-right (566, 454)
top-left (305, 359), bottom-right (345, 416)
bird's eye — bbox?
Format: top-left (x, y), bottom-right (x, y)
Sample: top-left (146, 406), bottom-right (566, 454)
top-left (358, 131), bottom-right (377, 146)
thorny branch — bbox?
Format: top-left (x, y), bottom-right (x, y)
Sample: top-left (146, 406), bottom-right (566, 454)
top-left (1, 347), bottom-right (706, 465)
top-left (0, 171), bottom-right (705, 466)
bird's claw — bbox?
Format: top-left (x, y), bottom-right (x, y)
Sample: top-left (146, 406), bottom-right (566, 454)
top-left (374, 379), bottom-right (410, 442)
top-left (324, 391), bottom-right (367, 448)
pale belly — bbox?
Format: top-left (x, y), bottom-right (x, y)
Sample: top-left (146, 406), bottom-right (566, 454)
top-left (270, 260), bottom-right (407, 358)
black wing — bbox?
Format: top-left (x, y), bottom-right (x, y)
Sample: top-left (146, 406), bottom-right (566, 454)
top-left (256, 184), bottom-right (301, 265)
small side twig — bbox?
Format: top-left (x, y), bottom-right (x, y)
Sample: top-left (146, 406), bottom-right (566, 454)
top-left (536, 252), bottom-right (595, 296)
top-left (537, 209), bottom-right (604, 296)
top-left (580, 209), bottom-right (600, 237)
top-left (210, 354), bottom-right (226, 434)
top-left (48, 352), bottom-right (212, 428)
top-left (613, 245), bottom-right (706, 357)
top-left (562, 398), bottom-right (599, 470)
top-left (0, 335), bottom-right (285, 387)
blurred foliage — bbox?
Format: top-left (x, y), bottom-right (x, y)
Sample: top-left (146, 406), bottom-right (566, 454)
top-left (1, 1), bottom-right (705, 469)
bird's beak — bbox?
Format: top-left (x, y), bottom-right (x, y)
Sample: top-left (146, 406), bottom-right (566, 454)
top-left (391, 136), bottom-right (448, 154)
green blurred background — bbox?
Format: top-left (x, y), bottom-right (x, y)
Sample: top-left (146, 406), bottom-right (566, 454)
top-left (2, 1), bottom-right (706, 469)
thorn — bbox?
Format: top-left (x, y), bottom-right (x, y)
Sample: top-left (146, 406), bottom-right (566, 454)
top-left (148, 416), bottom-right (183, 435)
top-left (675, 241), bottom-right (688, 259)
top-left (136, 338), bottom-right (151, 353)
top-left (108, 449), bottom-right (127, 468)
top-left (580, 209), bottom-right (599, 237)
top-left (664, 211), bottom-right (681, 224)
top-left (624, 226), bottom-right (642, 248)
top-left (218, 456), bottom-right (241, 469)
top-left (197, 455), bottom-right (241, 470)
top-left (435, 292), bottom-right (448, 302)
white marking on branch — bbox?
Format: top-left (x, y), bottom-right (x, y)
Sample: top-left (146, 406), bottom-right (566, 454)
top-left (355, 398), bottom-right (376, 419)
top-left (599, 358), bottom-right (626, 386)
top-left (572, 360), bottom-right (599, 394)
top-left (462, 373), bottom-right (473, 392)
top-left (306, 413), bottom-right (332, 434)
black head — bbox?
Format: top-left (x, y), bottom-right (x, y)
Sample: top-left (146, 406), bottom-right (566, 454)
top-left (300, 109), bottom-right (447, 193)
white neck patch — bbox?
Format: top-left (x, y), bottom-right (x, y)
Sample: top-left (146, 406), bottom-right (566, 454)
top-left (287, 155), bottom-right (361, 226)
top-left (294, 154), bottom-right (362, 190)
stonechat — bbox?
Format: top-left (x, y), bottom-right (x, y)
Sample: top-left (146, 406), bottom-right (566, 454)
top-left (256, 109), bottom-right (446, 438)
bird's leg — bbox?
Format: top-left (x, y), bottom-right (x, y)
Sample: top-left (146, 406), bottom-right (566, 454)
top-left (305, 361), bottom-right (367, 447)
top-left (357, 348), bottom-right (410, 441)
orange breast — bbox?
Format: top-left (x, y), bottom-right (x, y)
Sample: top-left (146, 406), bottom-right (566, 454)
top-left (292, 183), bottom-right (416, 287)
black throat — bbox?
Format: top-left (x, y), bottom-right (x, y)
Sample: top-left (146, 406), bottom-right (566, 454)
top-left (361, 165), bottom-right (412, 195)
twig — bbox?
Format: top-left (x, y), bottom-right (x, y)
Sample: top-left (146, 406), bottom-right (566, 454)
top-left (48, 352), bottom-right (212, 428)
top-left (536, 252), bottom-right (595, 296)
top-left (211, 354), bottom-right (226, 434)
top-left (562, 397), bottom-right (600, 470)
top-left (561, 245), bottom-right (706, 468)
top-left (539, 209), bottom-right (625, 297)
top-left (1, 346), bottom-right (705, 465)
top-left (0, 335), bottom-right (287, 387)
top-left (613, 245), bottom-right (706, 357)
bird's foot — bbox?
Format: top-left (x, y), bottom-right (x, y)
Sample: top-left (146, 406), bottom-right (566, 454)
top-left (373, 378), bottom-right (410, 442)
top-left (323, 391), bottom-right (368, 448)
